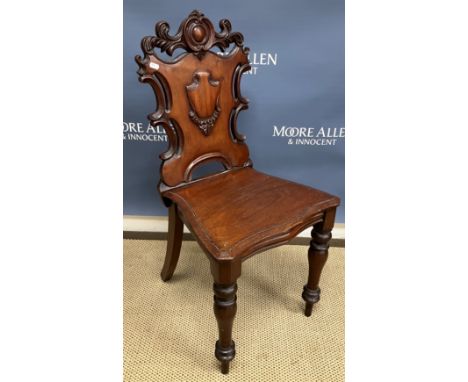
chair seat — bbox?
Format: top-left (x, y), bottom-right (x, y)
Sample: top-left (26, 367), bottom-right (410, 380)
top-left (163, 168), bottom-right (340, 260)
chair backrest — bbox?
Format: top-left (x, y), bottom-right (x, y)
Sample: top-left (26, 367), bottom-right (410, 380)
top-left (136, 10), bottom-right (252, 192)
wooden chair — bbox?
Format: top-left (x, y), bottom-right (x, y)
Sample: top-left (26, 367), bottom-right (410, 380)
top-left (135, 10), bottom-right (340, 374)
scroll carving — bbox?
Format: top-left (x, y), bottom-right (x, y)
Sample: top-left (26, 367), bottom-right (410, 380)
top-left (136, 69), bottom-right (182, 161)
top-left (229, 62), bottom-right (251, 142)
top-left (140, 10), bottom-right (246, 58)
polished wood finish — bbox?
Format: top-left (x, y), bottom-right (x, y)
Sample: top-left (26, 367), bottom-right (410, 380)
top-left (122, 229), bottom-right (345, 247)
top-left (136, 10), bottom-right (251, 191)
top-left (213, 282), bottom-right (237, 374)
top-left (164, 168), bottom-right (339, 260)
top-left (160, 203), bottom-right (183, 281)
top-left (302, 207), bottom-right (336, 316)
top-left (136, 10), bottom-right (340, 374)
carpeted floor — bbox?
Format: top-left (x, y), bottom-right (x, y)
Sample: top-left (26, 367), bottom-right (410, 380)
top-left (124, 239), bottom-right (344, 382)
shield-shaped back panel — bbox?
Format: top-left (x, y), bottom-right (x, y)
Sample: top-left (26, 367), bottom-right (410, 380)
top-left (136, 11), bottom-right (252, 190)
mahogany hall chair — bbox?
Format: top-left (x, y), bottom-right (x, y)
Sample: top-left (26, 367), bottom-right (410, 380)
top-left (135, 10), bottom-right (340, 374)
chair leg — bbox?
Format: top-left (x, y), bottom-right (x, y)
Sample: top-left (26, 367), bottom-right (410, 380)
top-left (213, 282), bottom-right (238, 374)
top-left (302, 208), bottom-right (336, 317)
top-left (160, 203), bottom-right (183, 282)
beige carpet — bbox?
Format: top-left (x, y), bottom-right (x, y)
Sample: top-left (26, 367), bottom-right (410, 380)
top-left (124, 239), bottom-right (344, 382)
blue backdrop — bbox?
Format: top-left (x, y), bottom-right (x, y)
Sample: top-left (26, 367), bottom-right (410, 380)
top-left (124, 0), bottom-right (345, 223)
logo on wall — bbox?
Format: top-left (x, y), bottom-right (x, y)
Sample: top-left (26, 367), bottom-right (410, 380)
top-left (273, 125), bottom-right (345, 146)
top-left (218, 51), bottom-right (278, 75)
top-left (246, 52), bottom-right (278, 75)
top-left (123, 122), bottom-right (167, 142)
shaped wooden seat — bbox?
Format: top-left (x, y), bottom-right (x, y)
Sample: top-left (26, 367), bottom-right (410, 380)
top-left (135, 10), bottom-right (340, 374)
top-left (163, 167), bottom-right (339, 260)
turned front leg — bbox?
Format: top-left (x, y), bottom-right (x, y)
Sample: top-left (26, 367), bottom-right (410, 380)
top-left (213, 282), bottom-right (237, 374)
top-left (302, 208), bottom-right (336, 317)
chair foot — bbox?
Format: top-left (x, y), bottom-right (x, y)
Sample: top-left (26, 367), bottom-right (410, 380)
top-left (215, 340), bottom-right (235, 374)
top-left (221, 361), bottom-right (229, 374)
top-left (302, 286), bottom-right (321, 317)
top-left (304, 304), bottom-right (313, 317)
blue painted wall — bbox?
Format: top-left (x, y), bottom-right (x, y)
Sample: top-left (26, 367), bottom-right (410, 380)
top-left (124, 0), bottom-right (345, 222)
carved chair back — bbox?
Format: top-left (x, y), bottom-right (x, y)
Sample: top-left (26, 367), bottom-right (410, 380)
top-left (136, 11), bottom-right (253, 192)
